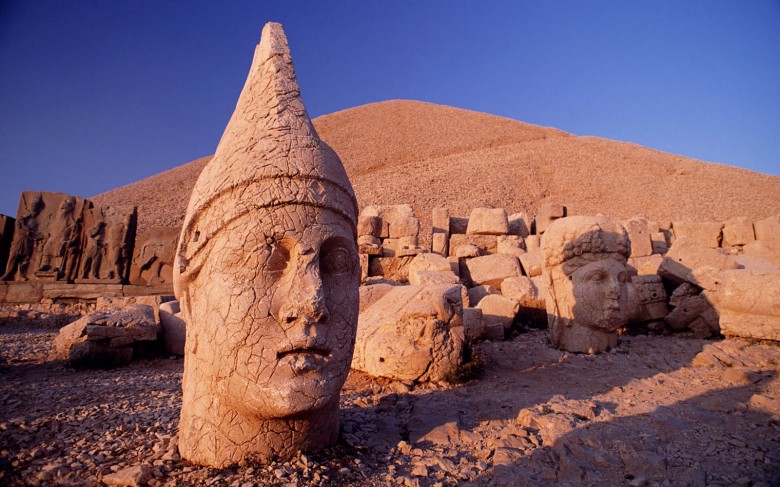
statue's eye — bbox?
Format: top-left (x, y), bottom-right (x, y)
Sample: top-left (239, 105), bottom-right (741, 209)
top-left (321, 246), bottom-right (352, 276)
top-left (589, 271), bottom-right (604, 283)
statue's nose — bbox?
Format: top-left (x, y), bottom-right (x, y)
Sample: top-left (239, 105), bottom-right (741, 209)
top-left (278, 271), bottom-right (329, 326)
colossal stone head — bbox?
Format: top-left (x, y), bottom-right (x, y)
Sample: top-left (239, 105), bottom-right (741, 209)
top-left (541, 215), bottom-right (631, 354)
top-left (173, 22), bottom-right (359, 467)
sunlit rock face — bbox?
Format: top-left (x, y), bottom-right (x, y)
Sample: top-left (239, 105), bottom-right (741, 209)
top-left (173, 22), bottom-right (359, 468)
top-left (541, 216), bottom-right (631, 354)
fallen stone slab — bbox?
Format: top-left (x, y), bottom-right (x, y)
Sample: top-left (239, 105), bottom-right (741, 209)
top-left (658, 236), bottom-right (739, 286)
top-left (53, 304), bottom-right (159, 368)
top-left (463, 253), bottom-right (522, 288)
top-left (159, 300), bottom-right (185, 356)
top-left (467, 208), bottom-right (509, 235)
top-left (672, 221), bottom-right (723, 249)
top-left (704, 268), bottom-right (780, 341)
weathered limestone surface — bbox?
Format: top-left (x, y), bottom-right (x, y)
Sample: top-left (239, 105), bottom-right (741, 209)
top-left (721, 217), bottom-right (755, 248)
top-left (173, 23), bottom-right (360, 467)
top-left (463, 253), bottom-right (522, 288)
top-left (477, 294), bottom-right (520, 339)
top-left (449, 234), bottom-right (497, 256)
top-left (508, 212), bottom-right (530, 238)
top-left (703, 268), bottom-right (780, 341)
top-left (0, 214), bottom-right (15, 274)
top-left (534, 203), bottom-right (566, 235)
top-left (753, 215), bottom-right (780, 246)
top-left (466, 208), bottom-right (509, 235)
top-left (467, 284), bottom-right (499, 307)
top-left (496, 235), bottom-right (525, 258)
top-left (53, 304), bottom-right (159, 368)
top-left (665, 293), bottom-right (719, 338)
top-left (627, 254), bottom-right (663, 276)
top-left (129, 227), bottom-right (179, 286)
top-left (362, 205), bottom-right (419, 239)
top-left (501, 276), bottom-right (546, 316)
top-left (622, 217), bottom-right (655, 258)
top-left (672, 221), bottom-right (723, 248)
top-left (352, 284), bottom-right (464, 382)
top-left (541, 216), bottom-right (632, 354)
top-left (658, 237), bottom-right (740, 286)
top-left (519, 250), bottom-right (542, 278)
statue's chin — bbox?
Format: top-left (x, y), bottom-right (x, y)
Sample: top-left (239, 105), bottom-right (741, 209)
top-left (228, 374), bottom-right (338, 420)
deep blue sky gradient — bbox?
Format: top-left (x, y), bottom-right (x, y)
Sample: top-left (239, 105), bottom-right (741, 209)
top-left (1, 1), bottom-right (779, 217)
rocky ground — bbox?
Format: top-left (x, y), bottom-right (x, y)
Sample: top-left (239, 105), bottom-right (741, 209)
top-left (1, 315), bottom-right (779, 486)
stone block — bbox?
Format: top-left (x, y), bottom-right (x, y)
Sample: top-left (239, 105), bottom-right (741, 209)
top-left (754, 215), bottom-right (780, 244)
top-left (463, 307), bottom-right (484, 341)
top-left (519, 250), bottom-right (542, 277)
top-left (432, 208), bottom-right (450, 234)
top-left (672, 221), bottom-right (723, 248)
top-left (448, 234), bottom-right (497, 256)
top-left (359, 254), bottom-right (369, 282)
top-left (454, 244), bottom-right (481, 258)
top-left (363, 204), bottom-right (420, 239)
top-left (622, 217), bottom-right (654, 257)
top-left (449, 216), bottom-right (469, 235)
top-left (651, 232), bottom-right (669, 254)
top-left (534, 203), bottom-right (566, 235)
top-left (477, 294), bottom-right (520, 336)
top-left (467, 284), bottom-right (500, 306)
top-left (159, 300), bottom-right (186, 356)
top-left (463, 254), bottom-right (522, 288)
top-left (53, 304), bottom-right (159, 368)
top-left (721, 217), bottom-right (755, 248)
top-left (1, 281), bottom-right (43, 303)
top-left (121, 284), bottom-right (175, 296)
top-left (408, 253), bottom-right (452, 283)
top-left (368, 256), bottom-right (415, 282)
top-left (658, 236), bottom-right (740, 286)
top-left (704, 268), bottom-right (780, 341)
top-left (358, 235), bottom-right (381, 247)
top-left (665, 294), bottom-right (719, 338)
top-left (432, 232), bottom-right (449, 256)
top-left (410, 270), bottom-right (459, 286)
top-left (447, 256), bottom-right (460, 277)
top-left (497, 235), bottom-right (525, 258)
top-left (357, 215), bottom-right (381, 238)
top-left (525, 235), bottom-right (541, 252)
top-left (742, 240), bottom-right (780, 266)
top-left (353, 284), bottom-right (464, 382)
top-left (500, 276), bottom-right (544, 310)
top-left (626, 254), bottom-right (663, 276)
top-left (467, 208), bottom-right (509, 235)
top-left (96, 294), bottom-right (175, 322)
top-left (508, 212), bottom-right (530, 238)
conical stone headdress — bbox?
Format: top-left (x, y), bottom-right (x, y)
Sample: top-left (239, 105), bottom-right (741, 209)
top-left (174, 22), bottom-right (358, 293)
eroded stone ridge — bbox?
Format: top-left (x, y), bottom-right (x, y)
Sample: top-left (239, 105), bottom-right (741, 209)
top-left (173, 22), bottom-right (359, 467)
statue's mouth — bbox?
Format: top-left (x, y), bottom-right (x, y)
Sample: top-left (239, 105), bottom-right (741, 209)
top-left (276, 347), bottom-right (331, 360)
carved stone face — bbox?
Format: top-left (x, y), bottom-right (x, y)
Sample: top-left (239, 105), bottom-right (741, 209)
top-left (569, 258), bottom-right (630, 331)
top-left (185, 204), bottom-right (359, 419)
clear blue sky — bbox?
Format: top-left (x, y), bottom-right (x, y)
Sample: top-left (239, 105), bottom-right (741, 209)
top-left (1, 1), bottom-right (779, 218)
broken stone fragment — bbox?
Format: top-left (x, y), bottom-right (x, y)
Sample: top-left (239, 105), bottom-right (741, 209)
top-left (352, 284), bottom-right (465, 382)
top-left (622, 217), bottom-right (655, 258)
top-left (159, 300), bottom-right (185, 356)
top-left (721, 217), bottom-right (755, 248)
top-left (534, 203), bottom-right (566, 235)
top-left (703, 268), bottom-right (780, 341)
top-left (658, 236), bottom-right (739, 286)
top-left (477, 294), bottom-right (520, 338)
top-left (53, 304), bottom-right (158, 368)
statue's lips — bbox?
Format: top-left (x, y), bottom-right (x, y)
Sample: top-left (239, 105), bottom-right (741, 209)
top-left (276, 347), bottom-right (331, 360)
